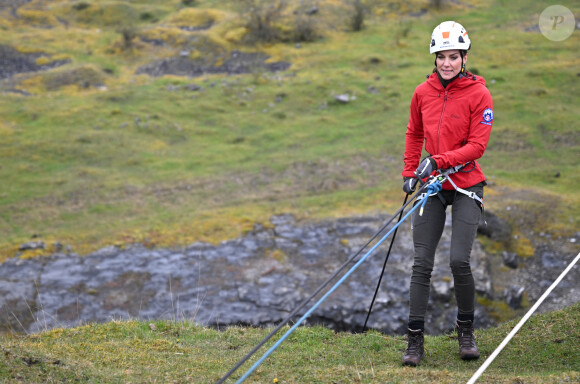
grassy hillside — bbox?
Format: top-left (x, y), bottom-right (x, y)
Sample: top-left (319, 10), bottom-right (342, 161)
top-left (1, 302), bottom-right (578, 383)
top-left (0, 0), bottom-right (579, 260)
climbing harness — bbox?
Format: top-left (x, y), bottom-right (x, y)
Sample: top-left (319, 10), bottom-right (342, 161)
top-left (467, 251), bottom-right (580, 384)
top-left (217, 167), bottom-right (463, 383)
top-left (446, 176), bottom-right (484, 209)
top-left (415, 163), bottom-right (484, 219)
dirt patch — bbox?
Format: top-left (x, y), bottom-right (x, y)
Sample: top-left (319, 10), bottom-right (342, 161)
top-left (136, 49), bottom-right (291, 77)
top-left (31, 154), bottom-right (396, 217)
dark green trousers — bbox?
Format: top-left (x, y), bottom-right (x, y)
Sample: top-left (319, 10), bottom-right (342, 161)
top-left (408, 183), bottom-right (484, 330)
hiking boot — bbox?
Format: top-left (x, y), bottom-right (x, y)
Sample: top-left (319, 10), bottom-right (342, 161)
top-left (456, 320), bottom-right (480, 360)
top-left (402, 328), bottom-right (424, 366)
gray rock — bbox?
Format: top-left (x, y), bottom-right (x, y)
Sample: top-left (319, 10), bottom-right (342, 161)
top-left (431, 280), bottom-right (453, 301)
top-left (184, 84), bottom-right (202, 91)
top-left (505, 285), bottom-right (525, 309)
top-left (541, 250), bottom-right (566, 268)
top-left (334, 94), bottom-right (355, 103)
top-left (305, 6), bottom-right (319, 15)
top-left (53, 242), bottom-right (64, 253)
top-left (478, 211), bottom-right (511, 241)
top-left (19, 241), bottom-right (45, 251)
top-left (502, 251), bottom-right (519, 269)
top-left (270, 213), bottom-right (296, 226)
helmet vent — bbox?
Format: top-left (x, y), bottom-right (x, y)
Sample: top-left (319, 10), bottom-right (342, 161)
top-left (430, 21), bottom-right (471, 54)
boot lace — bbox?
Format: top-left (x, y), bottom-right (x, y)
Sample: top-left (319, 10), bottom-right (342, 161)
top-left (458, 325), bottom-right (476, 348)
top-left (406, 333), bottom-right (424, 355)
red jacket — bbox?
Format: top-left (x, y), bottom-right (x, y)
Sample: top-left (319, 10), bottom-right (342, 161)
top-left (402, 71), bottom-right (493, 190)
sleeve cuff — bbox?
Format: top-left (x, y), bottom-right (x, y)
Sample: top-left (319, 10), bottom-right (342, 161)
top-left (430, 156), bottom-right (440, 169)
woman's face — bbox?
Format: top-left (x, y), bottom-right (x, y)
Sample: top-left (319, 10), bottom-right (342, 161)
top-left (435, 50), bottom-right (467, 80)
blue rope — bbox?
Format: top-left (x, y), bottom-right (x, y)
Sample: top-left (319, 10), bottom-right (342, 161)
top-left (235, 184), bottom-right (438, 383)
top-left (418, 182), bottom-right (442, 216)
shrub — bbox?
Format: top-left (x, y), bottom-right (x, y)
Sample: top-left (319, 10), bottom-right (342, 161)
top-left (350, 0), bottom-right (365, 31)
top-left (431, 0), bottom-right (443, 10)
top-left (293, 1), bottom-right (320, 42)
top-left (116, 25), bottom-right (138, 51)
top-left (72, 2), bottom-right (90, 11)
top-left (140, 12), bottom-right (155, 22)
top-left (394, 19), bottom-right (412, 47)
top-left (238, 0), bottom-right (288, 43)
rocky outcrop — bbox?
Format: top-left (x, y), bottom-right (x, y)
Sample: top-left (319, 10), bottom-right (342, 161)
top-left (1, 212), bottom-right (577, 336)
top-left (0, 45), bottom-right (69, 80)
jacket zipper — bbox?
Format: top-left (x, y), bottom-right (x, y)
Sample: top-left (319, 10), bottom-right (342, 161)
top-left (437, 90), bottom-right (448, 154)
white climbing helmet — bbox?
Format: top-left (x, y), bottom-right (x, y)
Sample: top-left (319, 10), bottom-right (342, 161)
top-left (430, 21), bottom-right (471, 54)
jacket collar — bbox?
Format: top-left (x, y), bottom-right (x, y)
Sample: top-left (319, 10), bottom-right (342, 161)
top-left (426, 71), bottom-right (485, 92)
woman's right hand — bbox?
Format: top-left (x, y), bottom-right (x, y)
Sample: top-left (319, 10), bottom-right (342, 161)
top-left (403, 177), bottom-right (418, 195)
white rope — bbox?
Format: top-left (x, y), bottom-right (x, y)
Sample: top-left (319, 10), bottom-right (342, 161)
top-left (467, 251), bottom-right (580, 384)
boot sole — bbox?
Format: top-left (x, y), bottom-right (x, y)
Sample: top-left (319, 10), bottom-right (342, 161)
top-left (401, 355), bottom-right (424, 366)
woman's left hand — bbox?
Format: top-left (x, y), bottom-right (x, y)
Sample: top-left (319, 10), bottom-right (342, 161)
top-left (415, 157), bottom-right (438, 179)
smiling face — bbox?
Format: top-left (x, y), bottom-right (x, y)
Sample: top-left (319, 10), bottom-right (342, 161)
top-left (435, 49), bottom-right (467, 80)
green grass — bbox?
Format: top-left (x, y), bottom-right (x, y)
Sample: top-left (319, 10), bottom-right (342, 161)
top-left (0, 0), bottom-right (578, 258)
top-left (1, 302), bottom-right (578, 383)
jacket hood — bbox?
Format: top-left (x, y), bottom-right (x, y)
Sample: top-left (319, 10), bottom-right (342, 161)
top-left (426, 70), bottom-right (486, 91)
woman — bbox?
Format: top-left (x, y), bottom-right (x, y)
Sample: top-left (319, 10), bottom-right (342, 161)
top-left (400, 21), bottom-right (493, 366)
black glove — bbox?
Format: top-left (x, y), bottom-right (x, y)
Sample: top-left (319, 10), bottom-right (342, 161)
top-left (402, 177), bottom-right (418, 195)
top-left (415, 157), bottom-right (437, 179)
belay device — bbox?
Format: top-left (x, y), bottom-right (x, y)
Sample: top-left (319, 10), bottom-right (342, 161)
top-left (217, 165), bottom-right (466, 384)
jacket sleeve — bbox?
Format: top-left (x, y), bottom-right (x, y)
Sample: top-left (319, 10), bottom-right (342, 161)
top-left (402, 89), bottom-right (424, 178)
top-left (432, 86), bottom-right (493, 169)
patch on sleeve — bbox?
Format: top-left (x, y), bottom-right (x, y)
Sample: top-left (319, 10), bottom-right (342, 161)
top-left (480, 108), bottom-right (493, 125)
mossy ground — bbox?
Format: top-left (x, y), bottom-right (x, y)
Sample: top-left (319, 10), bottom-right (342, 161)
top-left (1, 302), bottom-right (578, 383)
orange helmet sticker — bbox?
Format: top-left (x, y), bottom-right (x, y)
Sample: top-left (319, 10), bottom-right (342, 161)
top-left (442, 31), bottom-right (450, 39)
